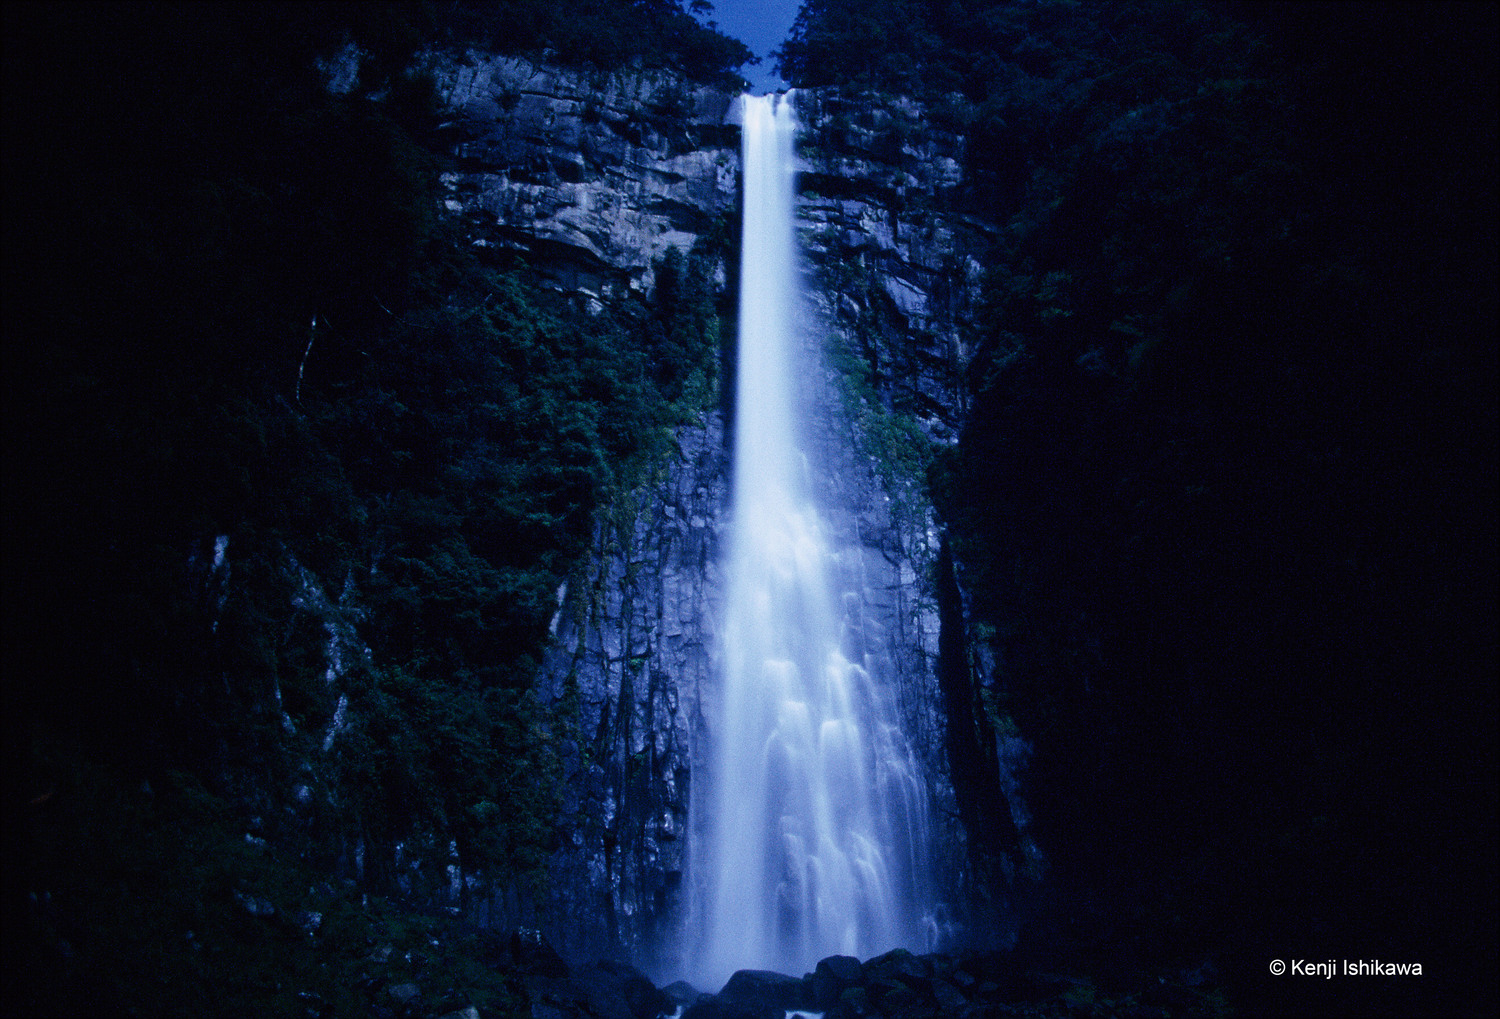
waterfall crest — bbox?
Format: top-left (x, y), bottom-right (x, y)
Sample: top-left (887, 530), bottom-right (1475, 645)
top-left (689, 92), bottom-right (932, 989)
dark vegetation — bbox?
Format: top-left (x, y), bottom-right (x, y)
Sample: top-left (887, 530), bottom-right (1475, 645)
top-left (437, 0), bottom-right (754, 88)
top-left (785, 1), bottom-right (1498, 1015)
top-left (4, 0), bottom-right (1495, 1016)
top-left (4, 2), bottom-right (727, 1014)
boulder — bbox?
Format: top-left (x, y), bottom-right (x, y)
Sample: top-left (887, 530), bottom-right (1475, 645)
top-left (511, 929), bottom-right (571, 979)
top-left (574, 959), bottom-right (672, 1019)
top-left (824, 985), bottom-right (875, 1019)
top-left (386, 982), bottom-right (420, 1004)
top-left (811, 955), bottom-right (865, 1008)
top-left (718, 969), bottom-right (814, 1012)
top-left (661, 979), bottom-right (703, 1007)
top-left (864, 948), bottom-right (931, 991)
top-left (929, 977), bottom-right (969, 1012)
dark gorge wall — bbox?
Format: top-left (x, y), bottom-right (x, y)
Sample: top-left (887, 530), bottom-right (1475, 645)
top-left (776, 5), bottom-right (1499, 1015)
top-left (427, 58), bottom-right (1003, 965)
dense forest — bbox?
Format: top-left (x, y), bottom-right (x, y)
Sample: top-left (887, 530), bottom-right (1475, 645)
top-left (782, 1), bottom-right (1497, 1015)
top-left (4, 2), bottom-right (734, 1015)
top-left (4, 1), bottom-right (1496, 1017)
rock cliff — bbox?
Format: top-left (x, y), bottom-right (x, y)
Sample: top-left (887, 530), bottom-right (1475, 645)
top-left (436, 53), bottom-right (739, 304)
top-left (430, 55), bottom-right (1005, 966)
top-left (794, 89), bottom-right (988, 446)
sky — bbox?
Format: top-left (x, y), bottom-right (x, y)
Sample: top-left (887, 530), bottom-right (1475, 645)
top-left (698, 0), bottom-right (803, 93)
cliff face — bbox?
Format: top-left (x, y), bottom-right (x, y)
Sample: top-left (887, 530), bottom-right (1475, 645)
top-left (429, 56), bottom-right (1009, 966)
top-left (436, 54), bottom-right (740, 303)
top-left (428, 56), bottom-right (735, 967)
top-left (794, 89), bottom-right (985, 445)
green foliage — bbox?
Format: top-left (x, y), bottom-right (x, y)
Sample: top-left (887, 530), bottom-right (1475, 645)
top-left (335, 665), bottom-right (564, 885)
top-left (298, 247), bottom-right (716, 891)
top-left (646, 244), bottom-right (722, 411)
top-left (779, 0), bottom-right (1111, 95)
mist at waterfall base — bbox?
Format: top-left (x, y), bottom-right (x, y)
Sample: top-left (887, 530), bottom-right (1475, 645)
top-left (686, 93), bottom-right (935, 991)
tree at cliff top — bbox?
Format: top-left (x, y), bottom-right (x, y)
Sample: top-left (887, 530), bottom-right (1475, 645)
top-left (435, 0), bottom-right (754, 86)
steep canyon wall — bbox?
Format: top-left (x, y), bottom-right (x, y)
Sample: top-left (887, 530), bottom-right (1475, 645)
top-left (431, 56), bottom-right (1006, 968)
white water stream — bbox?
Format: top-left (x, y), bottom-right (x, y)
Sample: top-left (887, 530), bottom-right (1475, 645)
top-left (689, 93), bottom-right (931, 989)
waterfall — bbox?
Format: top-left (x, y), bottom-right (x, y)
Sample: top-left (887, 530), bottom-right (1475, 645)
top-left (689, 92), bottom-right (932, 989)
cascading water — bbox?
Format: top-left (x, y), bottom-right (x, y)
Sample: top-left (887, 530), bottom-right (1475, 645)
top-left (689, 92), bottom-right (933, 989)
